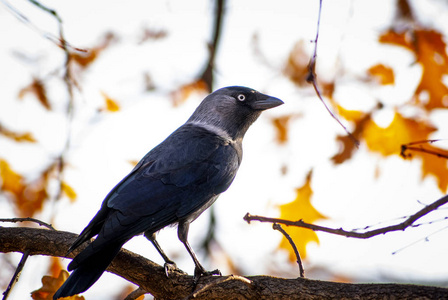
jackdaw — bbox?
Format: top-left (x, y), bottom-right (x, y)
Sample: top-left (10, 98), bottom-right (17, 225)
top-left (53, 86), bottom-right (283, 299)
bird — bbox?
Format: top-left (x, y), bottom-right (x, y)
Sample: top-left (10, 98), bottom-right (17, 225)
top-left (53, 86), bottom-right (283, 299)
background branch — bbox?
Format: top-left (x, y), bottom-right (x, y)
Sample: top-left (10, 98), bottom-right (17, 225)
top-left (245, 194), bottom-right (448, 239)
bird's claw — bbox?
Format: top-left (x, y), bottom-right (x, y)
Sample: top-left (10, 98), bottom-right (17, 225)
top-left (164, 262), bottom-right (187, 277)
top-left (193, 267), bottom-right (221, 284)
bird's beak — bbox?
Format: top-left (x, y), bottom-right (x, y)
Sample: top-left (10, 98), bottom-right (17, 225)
top-left (252, 94), bottom-right (284, 110)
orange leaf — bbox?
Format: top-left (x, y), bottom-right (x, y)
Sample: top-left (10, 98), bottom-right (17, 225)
top-left (368, 64), bottom-right (395, 85)
top-left (31, 270), bottom-right (84, 300)
top-left (48, 257), bottom-right (64, 278)
top-left (420, 145), bottom-right (448, 192)
top-left (18, 78), bottom-right (51, 110)
top-left (380, 29), bottom-right (448, 110)
top-left (71, 32), bottom-right (116, 68)
top-left (101, 92), bottom-right (120, 112)
top-left (283, 41), bottom-right (310, 87)
top-left (271, 115), bottom-right (296, 144)
top-left (171, 80), bottom-right (208, 106)
top-left (403, 143), bottom-right (448, 192)
top-left (278, 171), bottom-right (327, 260)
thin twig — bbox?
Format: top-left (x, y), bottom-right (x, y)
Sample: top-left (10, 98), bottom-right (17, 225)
top-left (244, 194), bottom-right (448, 239)
top-left (273, 223), bottom-right (305, 278)
top-left (306, 0), bottom-right (359, 147)
top-left (187, 275), bottom-right (253, 300)
top-left (0, 0), bottom-right (85, 52)
top-left (124, 287), bottom-right (148, 300)
top-left (0, 218), bottom-right (55, 230)
top-left (2, 250), bottom-right (30, 300)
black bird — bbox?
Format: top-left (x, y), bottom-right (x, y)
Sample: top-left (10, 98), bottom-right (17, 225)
top-left (53, 86), bottom-right (283, 299)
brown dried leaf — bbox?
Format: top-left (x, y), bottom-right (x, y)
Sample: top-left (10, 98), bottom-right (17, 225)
top-left (18, 78), bottom-right (51, 110)
top-left (0, 123), bottom-right (36, 143)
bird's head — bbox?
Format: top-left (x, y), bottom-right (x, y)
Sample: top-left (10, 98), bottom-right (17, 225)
top-left (188, 86), bottom-right (284, 140)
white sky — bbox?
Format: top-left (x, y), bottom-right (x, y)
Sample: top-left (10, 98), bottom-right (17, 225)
top-left (1, 0), bottom-right (448, 299)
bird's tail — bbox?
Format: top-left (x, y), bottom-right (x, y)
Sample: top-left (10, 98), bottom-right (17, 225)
top-left (53, 242), bottom-right (123, 300)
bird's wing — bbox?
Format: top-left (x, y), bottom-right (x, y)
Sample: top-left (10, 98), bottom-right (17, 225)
top-left (70, 124), bottom-right (240, 268)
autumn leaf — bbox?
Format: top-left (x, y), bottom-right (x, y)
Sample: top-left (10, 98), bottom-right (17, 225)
top-left (380, 29), bottom-right (448, 110)
top-left (283, 41), bottom-right (310, 87)
top-left (71, 32), bottom-right (117, 68)
top-left (0, 159), bottom-right (56, 217)
top-left (278, 171), bottom-right (327, 260)
top-left (18, 78), bottom-right (51, 110)
top-left (61, 181), bottom-right (77, 202)
top-left (0, 122), bottom-right (36, 143)
top-left (171, 80), bottom-right (208, 106)
top-left (368, 64), bottom-right (395, 85)
top-left (101, 92), bottom-right (120, 112)
top-left (363, 112), bottom-right (436, 156)
top-left (48, 257), bottom-right (64, 278)
top-left (31, 270), bottom-right (84, 300)
top-left (331, 105), bottom-right (373, 164)
top-left (420, 145), bottom-right (448, 192)
top-left (271, 114), bottom-right (300, 145)
top-left (402, 142), bottom-right (448, 192)
top-left (333, 107), bottom-right (448, 192)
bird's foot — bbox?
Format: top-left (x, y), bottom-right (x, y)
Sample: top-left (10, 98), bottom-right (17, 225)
top-left (193, 266), bottom-right (221, 284)
top-left (164, 261), bottom-right (187, 277)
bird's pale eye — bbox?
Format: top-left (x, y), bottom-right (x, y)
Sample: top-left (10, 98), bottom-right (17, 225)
top-left (237, 94), bottom-right (246, 101)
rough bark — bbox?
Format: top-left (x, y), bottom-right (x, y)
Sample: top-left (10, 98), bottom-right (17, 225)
top-left (1, 226), bottom-right (447, 299)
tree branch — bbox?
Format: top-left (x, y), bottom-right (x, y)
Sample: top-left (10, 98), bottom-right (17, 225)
top-left (245, 194), bottom-right (448, 239)
top-left (1, 226), bottom-right (448, 299)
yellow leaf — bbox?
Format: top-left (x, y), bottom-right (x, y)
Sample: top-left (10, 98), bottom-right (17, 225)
top-left (61, 181), bottom-right (77, 202)
top-left (101, 92), bottom-right (120, 112)
top-left (0, 159), bottom-right (24, 197)
top-left (0, 159), bottom-right (53, 217)
top-left (336, 104), bottom-right (364, 123)
top-left (364, 112), bottom-right (436, 156)
top-left (420, 145), bottom-right (448, 192)
top-left (278, 171), bottom-right (327, 260)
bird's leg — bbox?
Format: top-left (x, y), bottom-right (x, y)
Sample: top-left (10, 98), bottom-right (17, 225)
top-left (177, 222), bottom-right (221, 283)
top-left (144, 231), bottom-right (186, 277)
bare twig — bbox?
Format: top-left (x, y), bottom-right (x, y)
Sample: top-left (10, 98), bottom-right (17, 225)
top-left (244, 194), bottom-right (448, 239)
top-left (124, 287), bottom-right (148, 300)
top-left (0, 0), bottom-right (85, 52)
top-left (0, 217), bottom-right (55, 230)
top-left (2, 250), bottom-right (30, 300)
top-left (306, 0), bottom-right (359, 147)
top-left (272, 223), bottom-right (305, 278)
top-left (188, 275), bottom-right (253, 300)
top-left (401, 139), bottom-right (448, 159)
